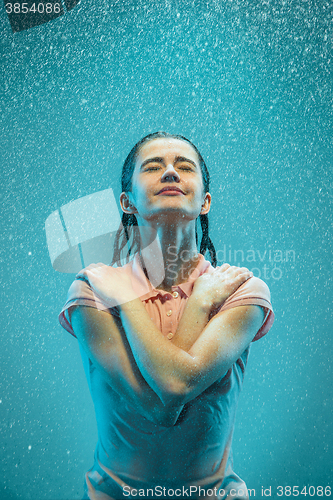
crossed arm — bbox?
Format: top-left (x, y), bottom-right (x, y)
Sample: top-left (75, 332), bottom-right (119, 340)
top-left (70, 305), bottom-right (184, 427)
top-left (69, 292), bottom-right (216, 426)
top-left (70, 287), bottom-right (264, 425)
top-left (118, 298), bottom-right (264, 406)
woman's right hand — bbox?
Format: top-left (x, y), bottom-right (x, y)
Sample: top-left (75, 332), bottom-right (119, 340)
top-left (76, 263), bottom-right (138, 307)
top-left (191, 263), bottom-right (253, 314)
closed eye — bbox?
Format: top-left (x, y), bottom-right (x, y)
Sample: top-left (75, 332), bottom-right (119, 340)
top-left (144, 166), bottom-right (161, 171)
top-left (144, 165), bottom-right (194, 172)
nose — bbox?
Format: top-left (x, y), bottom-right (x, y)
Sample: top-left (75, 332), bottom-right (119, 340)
top-left (161, 164), bottom-right (180, 182)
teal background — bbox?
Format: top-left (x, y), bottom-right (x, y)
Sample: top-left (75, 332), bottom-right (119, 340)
top-left (1, 1), bottom-right (332, 499)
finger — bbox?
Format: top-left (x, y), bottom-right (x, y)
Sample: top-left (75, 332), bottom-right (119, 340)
top-left (225, 266), bottom-right (250, 275)
top-left (219, 263), bottom-right (230, 271)
top-left (75, 263), bottom-right (99, 278)
top-left (75, 270), bottom-right (90, 282)
top-left (233, 271), bottom-right (253, 280)
top-left (76, 264), bottom-right (97, 274)
top-left (224, 265), bottom-right (239, 272)
top-left (76, 268), bottom-right (87, 277)
top-left (237, 266), bottom-right (250, 273)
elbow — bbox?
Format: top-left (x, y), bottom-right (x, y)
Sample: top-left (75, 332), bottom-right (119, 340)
top-left (153, 362), bottom-right (202, 407)
top-left (159, 379), bottom-right (196, 407)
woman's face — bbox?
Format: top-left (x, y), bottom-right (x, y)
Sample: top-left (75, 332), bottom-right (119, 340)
top-left (121, 138), bottom-right (211, 223)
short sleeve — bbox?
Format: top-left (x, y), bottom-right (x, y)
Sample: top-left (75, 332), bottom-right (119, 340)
top-left (58, 278), bottom-right (120, 338)
top-left (217, 277), bottom-right (274, 342)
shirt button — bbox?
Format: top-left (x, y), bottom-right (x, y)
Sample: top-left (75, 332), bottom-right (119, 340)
top-left (166, 310), bottom-right (172, 317)
top-left (167, 332), bottom-right (174, 340)
top-left (172, 291), bottom-right (179, 298)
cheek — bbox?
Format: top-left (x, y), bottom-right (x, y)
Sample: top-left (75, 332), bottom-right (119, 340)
top-left (192, 180), bottom-right (205, 200)
top-left (132, 185), bottom-right (153, 208)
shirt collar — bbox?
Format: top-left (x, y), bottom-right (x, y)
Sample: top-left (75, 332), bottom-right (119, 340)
top-left (125, 252), bottom-right (214, 301)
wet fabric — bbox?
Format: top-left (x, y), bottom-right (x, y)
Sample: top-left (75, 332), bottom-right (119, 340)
top-left (59, 254), bottom-right (274, 500)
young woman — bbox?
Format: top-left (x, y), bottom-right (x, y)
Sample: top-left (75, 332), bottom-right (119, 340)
top-left (59, 132), bottom-right (274, 500)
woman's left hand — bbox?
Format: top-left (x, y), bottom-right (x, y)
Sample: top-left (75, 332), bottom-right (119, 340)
top-left (76, 263), bottom-right (138, 307)
top-left (191, 263), bottom-right (253, 314)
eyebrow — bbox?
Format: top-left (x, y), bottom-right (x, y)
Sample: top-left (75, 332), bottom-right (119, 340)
top-left (140, 156), bottom-right (198, 170)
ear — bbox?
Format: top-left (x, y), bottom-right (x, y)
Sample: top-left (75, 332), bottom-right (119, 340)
top-left (120, 192), bottom-right (137, 214)
top-left (200, 192), bottom-right (211, 215)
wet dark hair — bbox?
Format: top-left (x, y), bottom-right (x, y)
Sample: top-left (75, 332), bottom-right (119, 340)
top-left (111, 132), bottom-right (217, 267)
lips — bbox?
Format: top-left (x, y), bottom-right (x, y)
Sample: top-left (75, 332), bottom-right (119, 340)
top-left (157, 186), bottom-right (185, 194)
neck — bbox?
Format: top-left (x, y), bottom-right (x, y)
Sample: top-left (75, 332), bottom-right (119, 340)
top-left (137, 219), bottom-right (200, 291)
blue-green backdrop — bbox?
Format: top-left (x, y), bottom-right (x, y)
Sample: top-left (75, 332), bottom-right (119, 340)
top-left (1, 0), bottom-right (332, 499)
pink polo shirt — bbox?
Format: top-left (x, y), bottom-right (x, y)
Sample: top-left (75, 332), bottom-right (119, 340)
top-left (59, 254), bottom-right (274, 500)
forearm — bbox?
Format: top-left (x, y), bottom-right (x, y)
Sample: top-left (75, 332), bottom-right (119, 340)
top-left (119, 301), bottom-right (264, 408)
top-left (118, 298), bottom-right (204, 404)
top-left (104, 364), bottom-right (184, 426)
top-left (75, 262), bottom-right (260, 408)
top-left (171, 293), bottom-right (212, 351)
top-left (126, 385), bottom-right (184, 427)
top-left (70, 306), bottom-right (183, 427)
top-left (105, 348), bottom-right (184, 427)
